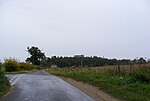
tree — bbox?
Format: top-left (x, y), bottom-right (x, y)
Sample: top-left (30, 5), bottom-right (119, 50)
top-left (26, 46), bottom-right (45, 65)
top-left (137, 57), bottom-right (146, 64)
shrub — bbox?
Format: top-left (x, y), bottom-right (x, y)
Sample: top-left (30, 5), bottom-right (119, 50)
top-left (0, 65), bottom-right (4, 76)
top-left (0, 62), bottom-right (10, 97)
top-left (0, 65), bottom-right (5, 76)
top-left (0, 76), bottom-right (10, 97)
top-left (20, 62), bottom-right (36, 70)
top-left (132, 71), bottom-right (150, 83)
top-left (4, 58), bottom-right (20, 72)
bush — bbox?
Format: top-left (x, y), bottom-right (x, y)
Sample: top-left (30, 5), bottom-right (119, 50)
top-left (3, 58), bottom-right (20, 72)
top-left (20, 62), bottom-right (37, 70)
top-left (3, 58), bottom-right (39, 72)
top-left (0, 76), bottom-right (10, 97)
top-left (0, 65), bottom-right (4, 76)
top-left (0, 65), bottom-right (5, 77)
top-left (132, 71), bottom-right (150, 83)
top-left (0, 63), bottom-right (10, 97)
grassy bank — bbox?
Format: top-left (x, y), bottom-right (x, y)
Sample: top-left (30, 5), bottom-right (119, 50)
top-left (5, 69), bottom-right (37, 74)
top-left (0, 66), bottom-right (10, 98)
top-left (46, 66), bottom-right (150, 101)
top-left (0, 76), bottom-right (10, 98)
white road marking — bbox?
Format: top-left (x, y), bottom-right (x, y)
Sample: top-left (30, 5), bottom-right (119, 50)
top-left (10, 74), bottom-right (24, 86)
top-left (9, 75), bottom-right (18, 83)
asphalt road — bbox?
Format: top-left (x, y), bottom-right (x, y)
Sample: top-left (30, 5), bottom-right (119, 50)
top-left (1, 70), bottom-right (95, 101)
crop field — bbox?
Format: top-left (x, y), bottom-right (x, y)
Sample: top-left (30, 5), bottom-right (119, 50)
top-left (47, 64), bottom-right (150, 101)
top-left (89, 63), bottom-right (148, 70)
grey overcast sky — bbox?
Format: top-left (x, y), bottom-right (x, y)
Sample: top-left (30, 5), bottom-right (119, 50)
top-left (0, 0), bottom-right (150, 61)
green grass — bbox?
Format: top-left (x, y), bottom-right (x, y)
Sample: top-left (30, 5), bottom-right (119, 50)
top-left (5, 69), bottom-right (37, 74)
top-left (0, 66), bottom-right (10, 98)
top-left (46, 67), bottom-right (150, 101)
top-left (0, 74), bottom-right (10, 98)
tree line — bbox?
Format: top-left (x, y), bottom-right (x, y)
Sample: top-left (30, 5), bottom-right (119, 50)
top-left (26, 46), bottom-right (148, 67)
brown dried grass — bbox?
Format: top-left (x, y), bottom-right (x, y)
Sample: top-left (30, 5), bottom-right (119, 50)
top-left (92, 64), bottom-right (150, 72)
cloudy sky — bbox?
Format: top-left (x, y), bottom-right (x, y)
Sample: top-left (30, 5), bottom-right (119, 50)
top-left (0, 0), bottom-right (150, 61)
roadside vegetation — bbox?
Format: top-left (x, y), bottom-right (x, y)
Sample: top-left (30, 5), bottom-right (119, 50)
top-left (47, 64), bottom-right (150, 101)
top-left (0, 64), bottom-right (10, 98)
top-left (1, 46), bottom-right (150, 100)
top-left (0, 57), bottom-right (42, 98)
top-left (3, 58), bottom-right (39, 73)
top-left (0, 46), bottom-right (45, 98)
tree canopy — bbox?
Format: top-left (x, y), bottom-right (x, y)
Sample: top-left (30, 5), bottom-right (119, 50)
top-left (25, 46), bottom-right (147, 67)
top-left (26, 46), bottom-right (45, 65)
top-left (43, 56), bottom-right (131, 67)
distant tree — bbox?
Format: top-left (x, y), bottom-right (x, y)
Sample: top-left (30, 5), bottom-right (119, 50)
top-left (44, 55), bottom-right (132, 68)
top-left (137, 57), bottom-right (146, 64)
top-left (148, 59), bottom-right (150, 63)
top-left (0, 62), bottom-right (3, 76)
top-left (26, 46), bottom-right (45, 65)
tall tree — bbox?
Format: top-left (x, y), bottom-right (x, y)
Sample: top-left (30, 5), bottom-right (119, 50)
top-left (26, 46), bottom-right (45, 65)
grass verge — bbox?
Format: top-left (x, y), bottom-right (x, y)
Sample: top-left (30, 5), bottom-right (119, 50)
top-left (0, 76), bottom-right (10, 98)
top-left (46, 67), bottom-right (150, 101)
top-left (0, 65), bottom-right (10, 98)
top-left (5, 69), bottom-right (37, 74)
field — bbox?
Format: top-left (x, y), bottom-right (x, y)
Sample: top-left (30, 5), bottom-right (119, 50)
top-left (47, 64), bottom-right (150, 101)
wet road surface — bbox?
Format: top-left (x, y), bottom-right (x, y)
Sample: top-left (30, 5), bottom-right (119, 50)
top-left (2, 70), bottom-right (95, 101)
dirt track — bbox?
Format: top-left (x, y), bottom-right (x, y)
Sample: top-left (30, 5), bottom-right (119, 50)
top-left (60, 77), bottom-right (123, 101)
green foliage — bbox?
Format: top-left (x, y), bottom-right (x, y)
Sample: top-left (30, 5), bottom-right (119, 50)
top-left (4, 58), bottom-right (20, 72)
top-left (43, 56), bottom-right (149, 68)
top-left (45, 56), bottom-right (132, 67)
top-left (132, 68), bottom-right (150, 83)
top-left (20, 62), bottom-right (37, 70)
top-left (26, 46), bottom-right (45, 65)
top-left (47, 67), bottom-right (150, 101)
top-left (0, 65), bottom-right (5, 76)
top-left (0, 76), bottom-right (10, 98)
top-left (0, 65), bottom-right (3, 76)
top-left (3, 58), bottom-right (38, 72)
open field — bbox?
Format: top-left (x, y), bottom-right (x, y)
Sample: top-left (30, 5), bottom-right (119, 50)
top-left (93, 64), bottom-right (150, 71)
top-left (46, 64), bottom-right (150, 101)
